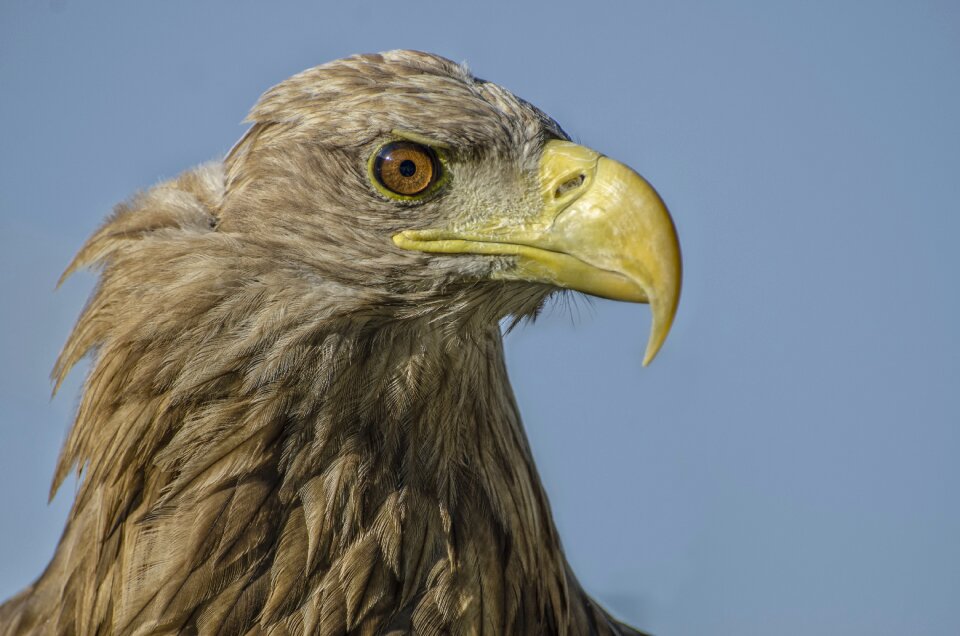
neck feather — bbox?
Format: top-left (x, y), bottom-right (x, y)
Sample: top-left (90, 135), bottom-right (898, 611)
top-left (24, 164), bottom-right (635, 635)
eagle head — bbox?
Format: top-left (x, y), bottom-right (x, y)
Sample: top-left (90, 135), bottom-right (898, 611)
top-left (220, 50), bottom-right (680, 362)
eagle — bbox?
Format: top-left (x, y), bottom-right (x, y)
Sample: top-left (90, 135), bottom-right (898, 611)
top-left (0, 51), bottom-right (681, 635)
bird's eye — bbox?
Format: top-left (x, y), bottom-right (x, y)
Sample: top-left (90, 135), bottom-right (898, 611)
top-left (371, 141), bottom-right (441, 198)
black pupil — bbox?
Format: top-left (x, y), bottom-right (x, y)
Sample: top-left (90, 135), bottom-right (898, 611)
top-left (398, 159), bottom-right (417, 177)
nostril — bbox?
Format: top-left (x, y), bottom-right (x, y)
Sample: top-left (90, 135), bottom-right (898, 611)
top-left (554, 173), bottom-right (585, 198)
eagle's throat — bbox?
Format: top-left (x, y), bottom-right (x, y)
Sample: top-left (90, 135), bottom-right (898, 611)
top-left (283, 322), bottom-right (577, 632)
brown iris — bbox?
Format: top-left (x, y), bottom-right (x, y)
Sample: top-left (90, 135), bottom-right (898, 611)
top-left (373, 141), bottom-right (440, 197)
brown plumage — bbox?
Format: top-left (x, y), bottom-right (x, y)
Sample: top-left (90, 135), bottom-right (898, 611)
top-left (0, 50), bottom-right (678, 635)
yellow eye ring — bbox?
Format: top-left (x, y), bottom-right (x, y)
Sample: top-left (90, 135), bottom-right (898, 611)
top-left (369, 141), bottom-right (444, 200)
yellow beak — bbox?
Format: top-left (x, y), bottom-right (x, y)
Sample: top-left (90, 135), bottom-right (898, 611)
top-left (393, 140), bottom-right (682, 365)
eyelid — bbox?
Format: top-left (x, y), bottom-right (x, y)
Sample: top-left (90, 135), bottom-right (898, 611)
top-left (390, 129), bottom-right (452, 151)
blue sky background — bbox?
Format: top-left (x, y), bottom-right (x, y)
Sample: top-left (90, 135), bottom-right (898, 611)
top-left (1, 2), bottom-right (958, 634)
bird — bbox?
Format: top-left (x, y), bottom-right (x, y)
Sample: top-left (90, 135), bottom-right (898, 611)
top-left (0, 50), bottom-right (681, 635)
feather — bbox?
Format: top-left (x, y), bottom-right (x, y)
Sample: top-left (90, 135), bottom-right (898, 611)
top-left (0, 50), bottom-right (650, 636)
